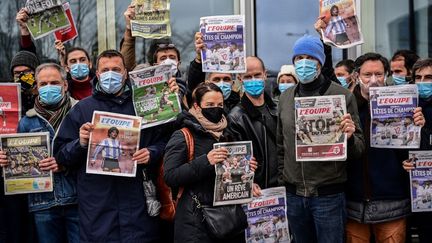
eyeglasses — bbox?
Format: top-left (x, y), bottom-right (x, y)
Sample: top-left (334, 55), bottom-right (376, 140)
top-left (157, 43), bottom-right (175, 49)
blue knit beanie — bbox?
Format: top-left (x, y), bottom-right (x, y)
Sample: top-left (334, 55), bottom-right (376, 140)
top-left (292, 35), bottom-right (325, 66)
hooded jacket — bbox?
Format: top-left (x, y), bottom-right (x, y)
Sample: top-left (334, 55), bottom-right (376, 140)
top-left (53, 80), bottom-right (167, 243)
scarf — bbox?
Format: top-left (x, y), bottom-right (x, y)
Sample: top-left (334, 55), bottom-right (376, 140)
top-left (34, 95), bottom-right (72, 130)
top-left (189, 106), bottom-right (227, 140)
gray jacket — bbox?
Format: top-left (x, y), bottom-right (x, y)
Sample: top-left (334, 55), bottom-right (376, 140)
top-left (277, 77), bottom-right (365, 197)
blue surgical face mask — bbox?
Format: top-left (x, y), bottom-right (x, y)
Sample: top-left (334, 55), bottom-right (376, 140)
top-left (99, 71), bottom-right (124, 94)
top-left (337, 76), bottom-right (350, 88)
top-left (392, 74), bottom-right (407, 85)
top-left (70, 63), bottom-right (90, 79)
top-left (39, 85), bottom-right (63, 105)
top-left (215, 81), bottom-right (232, 100)
top-left (294, 59), bottom-right (319, 84)
top-left (243, 79), bottom-right (265, 97)
top-left (278, 83), bottom-right (295, 93)
top-left (417, 83), bottom-right (432, 99)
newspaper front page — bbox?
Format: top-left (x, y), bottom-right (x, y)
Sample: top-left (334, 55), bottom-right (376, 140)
top-left (130, 0), bottom-right (171, 39)
top-left (319, 0), bottom-right (364, 48)
top-left (370, 85), bottom-right (420, 149)
top-left (0, 83), bottom-right (21, 135)
top-left (54, 2), bottom-right (77, 43)
top-left (129, 64), bottom-right (181, 129)
top-left (409, 151), bottom-right (432, 212)
top-left (86, 111), bottom-right (142, 177)
top-left (213, 141), bottom-right (254, 206)
top-left (243, 187), bottom-right (291, 243)
top-left (1, 132), bottom-right (52, 195)
top-left (295, 95), bottom-right (347, 161)
top-left (200, 15), bottom-right (246, 73)
top-left (25, 0), bottom-right (70, 40)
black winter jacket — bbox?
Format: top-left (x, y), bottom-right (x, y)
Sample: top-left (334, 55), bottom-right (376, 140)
top-left (226, 93), bottom-right (278, 189)
top-left (163, 111), bottom-right (243, 243)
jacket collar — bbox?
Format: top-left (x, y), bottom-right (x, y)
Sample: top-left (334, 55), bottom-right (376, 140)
top-left (25, 97), bottom-right (78, 117)
top-left (240, 92), bottom-right (277, 119)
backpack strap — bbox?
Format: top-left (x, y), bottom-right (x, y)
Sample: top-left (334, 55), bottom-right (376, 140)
top-left (176, 127), bottom-right (194, 200)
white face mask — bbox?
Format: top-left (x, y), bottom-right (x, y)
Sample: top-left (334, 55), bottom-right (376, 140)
top-left (160, 58), bottom-right (178, 76)
top-left (358, 75), bottom-right (384, 100)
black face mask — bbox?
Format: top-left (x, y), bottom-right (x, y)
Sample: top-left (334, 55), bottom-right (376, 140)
top-left (201, 107), bottom-right (224, 123)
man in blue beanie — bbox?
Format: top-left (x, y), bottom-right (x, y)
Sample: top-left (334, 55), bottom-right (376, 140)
top-left (277, 35), bottom-right (365, 243)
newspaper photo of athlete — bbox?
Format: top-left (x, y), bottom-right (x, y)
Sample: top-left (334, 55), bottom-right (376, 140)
top-left (247, 213), bottom-right (289, 243)
top-left (90, 127), bottom-right (133, 173)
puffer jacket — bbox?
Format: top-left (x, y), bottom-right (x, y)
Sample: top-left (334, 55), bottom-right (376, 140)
top-left (163, 111), bottom-right (243, 243)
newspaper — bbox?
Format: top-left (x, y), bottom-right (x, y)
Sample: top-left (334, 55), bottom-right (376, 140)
top-left (243, 187), bottom-right (291, 243)
top-left (54, 2), bottom-right (77, 43)
top-left (25, 0), bottom-right (70, 40)
top-left (200, 15), bottom-right (246, 73)
top-left (409, 151), bottom-right (432, 212)
top-left (87, 111), bottom-right (142, 177)
top-left (130, 0), bottom-right (171, 39)
top-left (295, 95), bottom-right (347, 161)
top-left (1, 132), bottom-right (52, 195)
top-left (0, 84), bottom-right (21, 135)
top-left (213, 141), bottom-right (254, 206)
top-left (319, 0), bottom-right (364, 49)
top-left (370, 85), bottom-right (420, 149)
top-left (129, 64), bottom-right (181, 129)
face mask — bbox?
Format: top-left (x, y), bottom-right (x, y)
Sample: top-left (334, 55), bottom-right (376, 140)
top-left (358, 76), bottom-right (383, 99)
top-left (417, 83), bottom-right (432, 99)
top-left (160, 58), bottom-right (178, 76)
top-left (99, 71), bottom-right (124, 94)
top-left (70, 63), bottom-right (90, 79)
top-left (215, 81), bottom-right (232, 100)
top-left (14, 72), bottom-right (35, 91)
top-left (337, 77), bottom-right (350, 89)
top-left (392, 74), bottom-right (407, 85)
top-left (38, 85), bottom-right (63, 105)
top-left (295, 59), bottom-right (318, 84)
top-left (243, 79), bottom-right (265, 97)
top-left (278, 83), bottom-right (295, 93)
top-left (201, 106), bottom-right (224, 123)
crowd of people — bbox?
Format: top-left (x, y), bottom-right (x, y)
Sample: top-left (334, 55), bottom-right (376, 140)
top-left (0, 4), bottom-right (431, 243)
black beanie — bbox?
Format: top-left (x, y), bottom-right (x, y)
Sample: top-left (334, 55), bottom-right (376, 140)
top-left (10, 51), bottom-right (40, 75)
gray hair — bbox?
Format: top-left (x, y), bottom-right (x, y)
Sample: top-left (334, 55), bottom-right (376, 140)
top-left (35, 63), bottom-right (67, 81)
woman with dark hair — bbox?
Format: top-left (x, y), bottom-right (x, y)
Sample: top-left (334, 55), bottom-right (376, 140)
top-left (163, 82), bottom-right (257, 242)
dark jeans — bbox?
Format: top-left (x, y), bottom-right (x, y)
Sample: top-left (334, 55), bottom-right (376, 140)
top-left (33, 205), bottom-right (79, 243)
top-left (286, 191), bottom-right (346, 243)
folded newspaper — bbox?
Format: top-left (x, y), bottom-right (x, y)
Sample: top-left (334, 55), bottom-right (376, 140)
top-left (409, 151), bottom-right (432, 212)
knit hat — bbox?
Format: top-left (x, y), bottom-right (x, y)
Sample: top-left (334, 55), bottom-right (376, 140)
top-left (277, 65), bottom-right (298, 83)
top-left (10, 51), bottom-right (40, 75)
top-left (292, 35), bottom-right (325, 66)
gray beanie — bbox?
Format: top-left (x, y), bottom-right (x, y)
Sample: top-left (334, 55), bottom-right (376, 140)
top-left (10, 51), bottom-right (40, 75)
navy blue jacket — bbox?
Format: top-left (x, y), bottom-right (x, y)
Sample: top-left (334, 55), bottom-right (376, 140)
top-left (346, 86), bottom-right (409, 202)
top-left (53, 82), bottom-right (167, 243)
top-left (18, 103), bottom-right (78, 212)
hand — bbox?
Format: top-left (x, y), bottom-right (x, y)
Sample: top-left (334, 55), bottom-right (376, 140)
top-left (413, 107), bottom-right (425, 127)
top-left (124, 5), bottom-right (136, 30)
top-left (167, 77), bottom-right (179, 93)
top-left (39, 157), bottom-right (59, 172)
top-left (132, 148), bottom-right (150, 165)
top-left (207, 147), bottom-right (228, 165)
top-left (252, 183), bottom-right (262, 197)
top-left (54, 40), bottom-right (66, 66)
top-left (16, 8), bottom-right (30, 35)
top-left (0, 150), bottom-right (9, 167)
top-left (249, 156), bottom-right (258, 172)
top-left (314, 15), bottom-right (327, 38)
top-left (194, 32), bottom-right (204, 63)
top-left (340, 113), bottom-right (356, 139)
top-left (402, 160), bottom-right (415, 171)
top-left (79, 122), bottom-right (94, 147)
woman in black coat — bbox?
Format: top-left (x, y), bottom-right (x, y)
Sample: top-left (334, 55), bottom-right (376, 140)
top-left (164, 83), bottom-right (256, 243)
